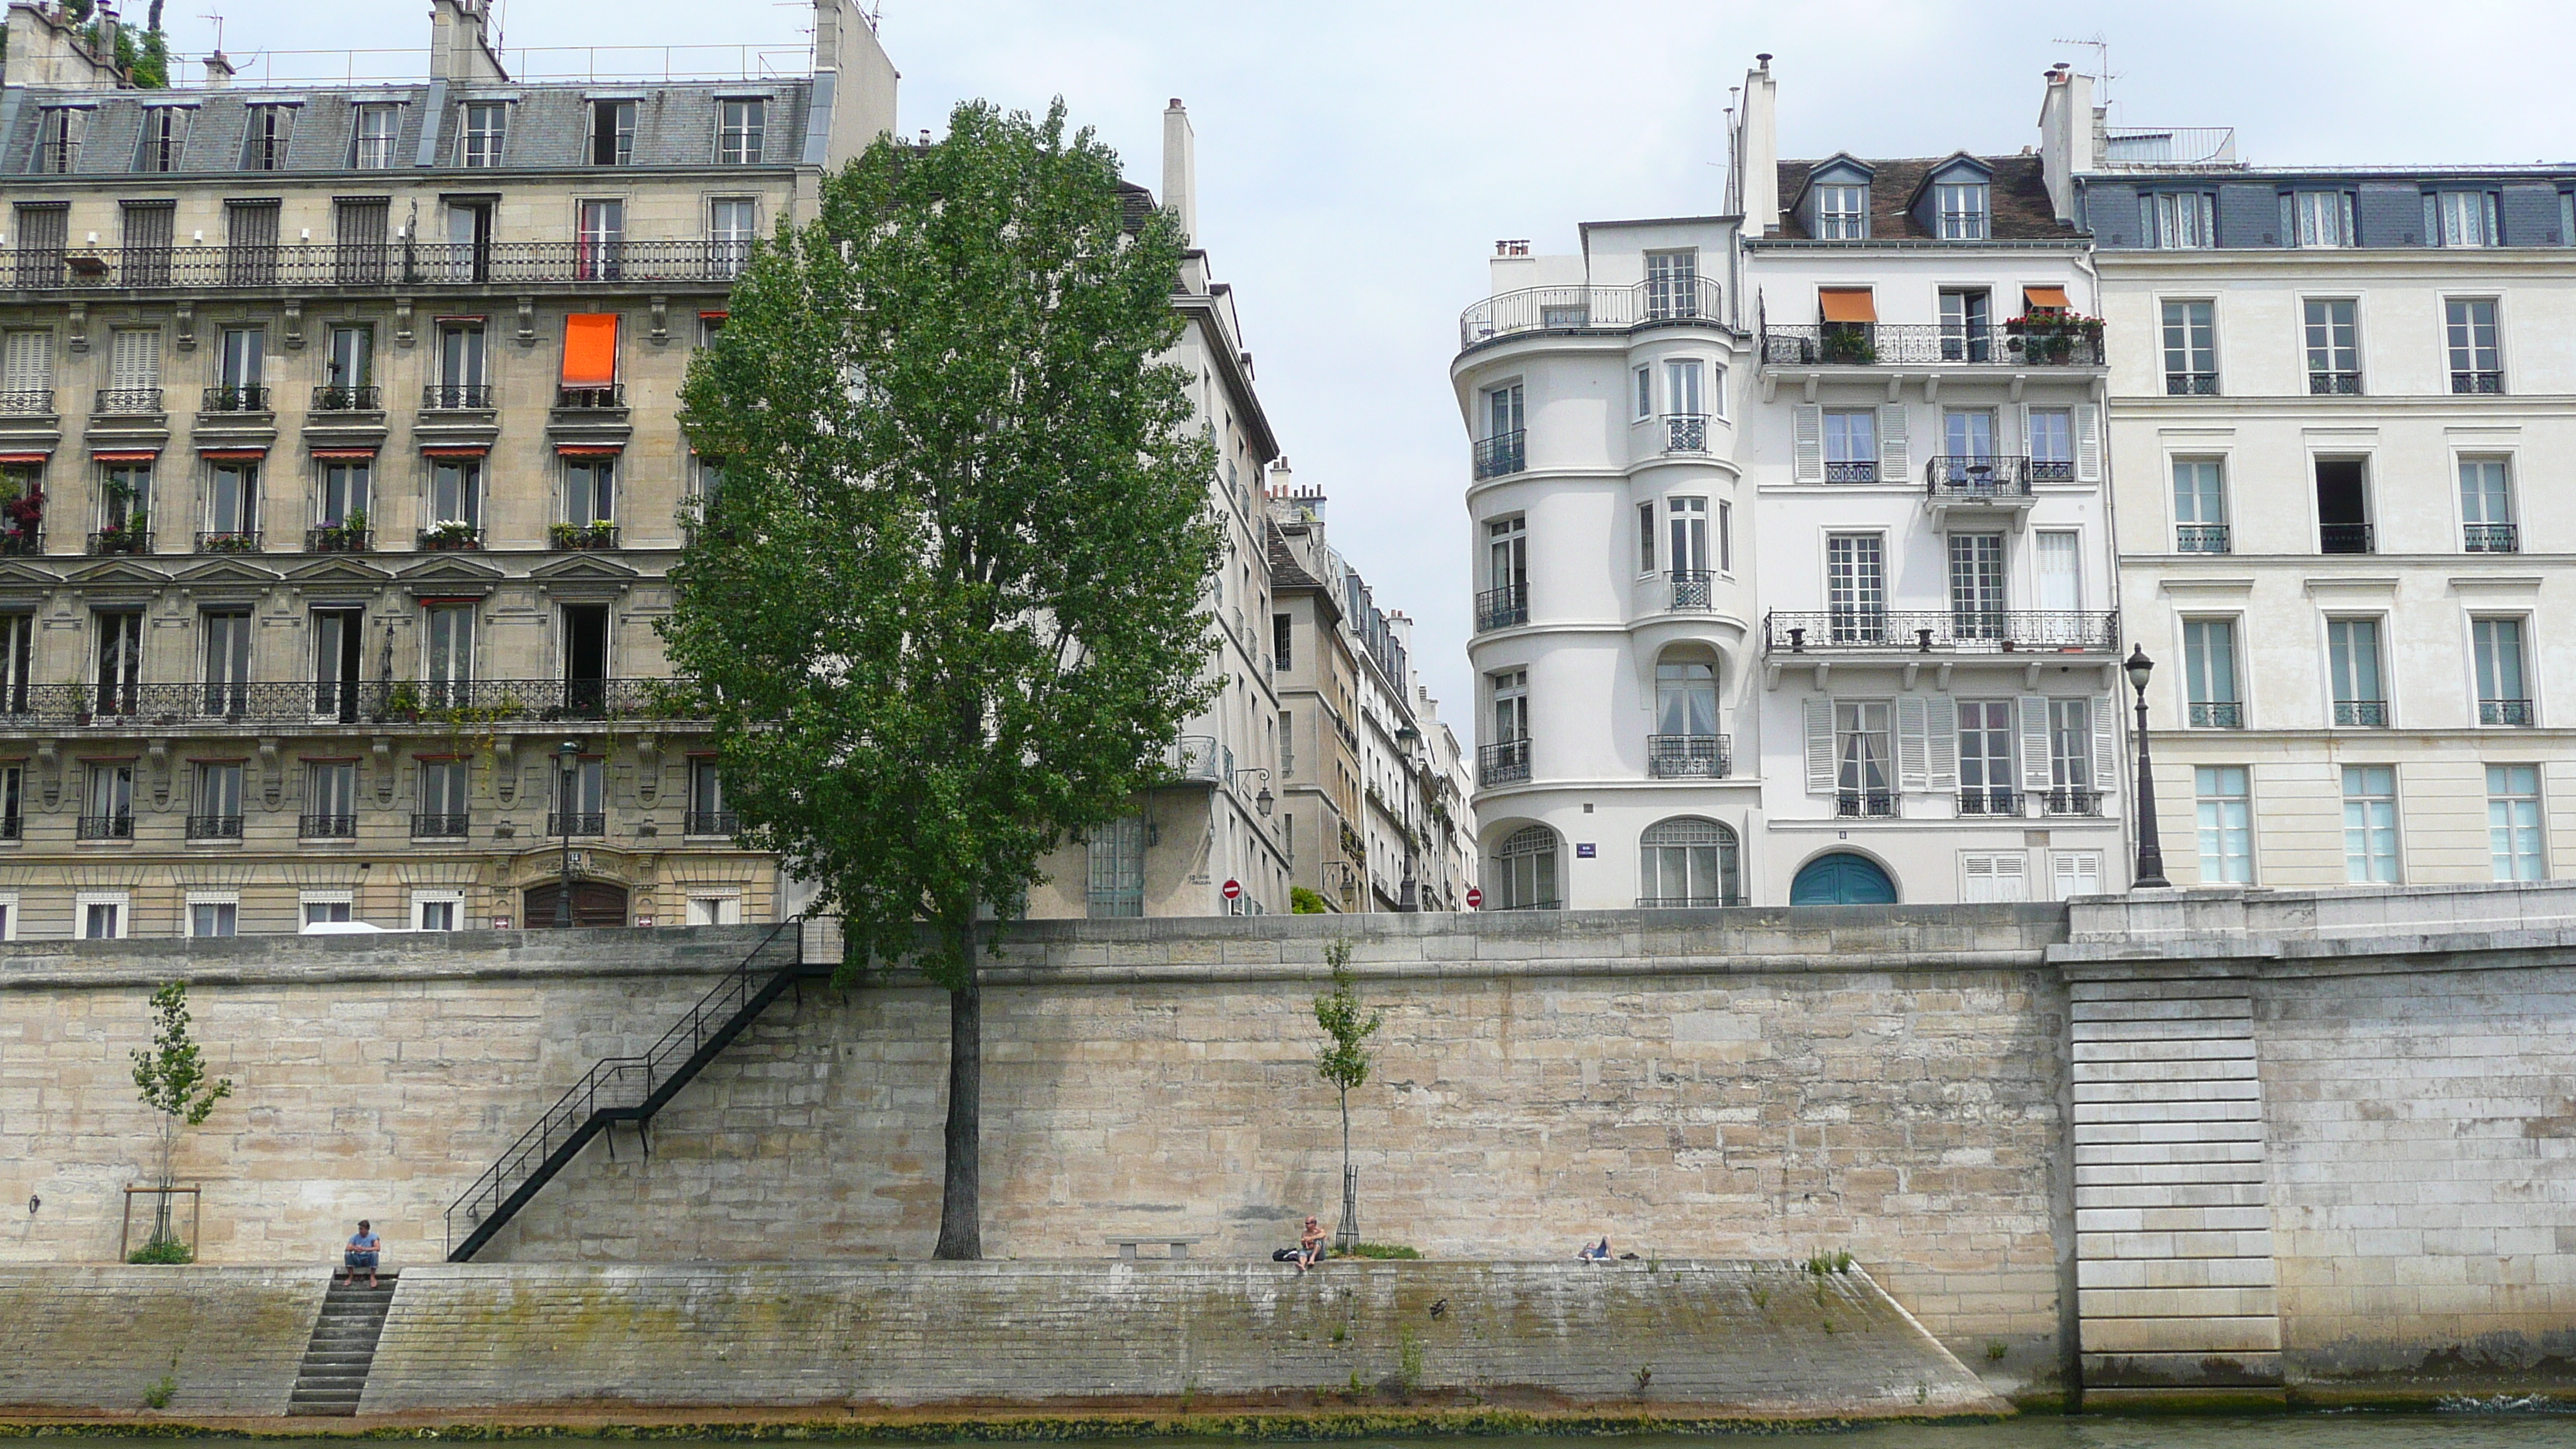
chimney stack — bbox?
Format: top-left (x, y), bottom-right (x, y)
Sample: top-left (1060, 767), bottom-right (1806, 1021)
top-left (1735, 57), bottom-right (1780, 235)
top-left (200, 49), bottom-right (233, 86)
top-left (1162, 98), bottom-right (1197, 246)
top-left (427, 0), bottom-right (509, 83)
top-left (94, 4), bottom-right (117, 68)
top-left (2036, 63), bottom-right (2095, 222)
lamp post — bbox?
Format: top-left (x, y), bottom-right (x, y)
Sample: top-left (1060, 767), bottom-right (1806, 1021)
top-left (2125, 646), bottom-right (2172, 889)
top-left (554, 738), bottom-right (581, 927)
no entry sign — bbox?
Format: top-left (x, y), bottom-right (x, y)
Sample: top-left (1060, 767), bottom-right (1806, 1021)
top-left (1465, 887), bottom-right (1483, 909)
top-left (1221, 879), bottom-right (1242, 900)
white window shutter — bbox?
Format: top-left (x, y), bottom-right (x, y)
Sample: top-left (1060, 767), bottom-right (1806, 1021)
top-left (2018, 695), bottom-right (2053, 792)
top-left (2092, 694), bottom-right (2121, 788)
top-left (1896, 694), bottom-right (1930, 790)
top-left (1793, 404), bottom-right (1824, 483)
top-left (1963, 855), bottom-right (1995, 903)
top-left (1994, 853), bottom-right (2029, 901)
top-left (1879, 402), bottom-right (1910, 483)
top-left (2074, 403), bottom-right (2102, 481)
top-left (2054, 851), bottom-right (2101, 899)
top-left (2015, 402), bottom-right (2032, 460)
top-left (1804, 697), bottom-right (1837, 793)
top-left (1926, 695), bottom-right (1959, 790)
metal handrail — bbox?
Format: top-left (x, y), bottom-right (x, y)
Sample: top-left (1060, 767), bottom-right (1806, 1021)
top-left (1760, 324), bottom-right (2104, 368)
top-left (0, 677), bottom-right (703, 728)
top-left (1471, 430), bottom-right (1526, 481)
top-left (0, 240), bottom-right (755, 292)
top-left (1478, 738), bottom-right (1530, 786)
top-left (1475, 583), bottom-right (1528, 632)
top-left (1458, 276), bottom-right (1726, 349)
top-left (1766, 610), bottom-right (2119, 654)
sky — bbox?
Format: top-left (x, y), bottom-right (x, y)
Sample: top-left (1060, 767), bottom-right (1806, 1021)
top-left (187, 0), bottom-right (2576, 731)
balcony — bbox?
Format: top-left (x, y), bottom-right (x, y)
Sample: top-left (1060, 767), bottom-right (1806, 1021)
top-left (185, 814), bottom-right (243, 840)
top-left (0, 240), bottom-right (759, 293)
top-left (1836, 790), bottom-right (1897, 819)
top-left (1759, 323), bottom-right (2105, 368)
top-left (1162, 735), bottom-right (1221, 783)
top-left (2465, 523), bottom-right (2519, 553)
top-left (1458, 276), bottom-right (1725, 350)
top-left (1924, 456), bottom-right (2044, 522)
top-left (1646, 733), bottom-right (1729, 779)
top-left (2482, 698), bottom-right (2534, 727)
top-left (76, 814), bottom-right (132, 840)
top-left (195, 530), bottom-right (261, 554)
top-left (87, 529), bottom-right (152, 555)
top-left (557, 385), bottom-right (625, 409)
top-left (0, 677), bottom-right (705, 731)
top-left (300, 814), bottom-right (358, 839)
top-left (2165, 372), bottom-right (2220, 396)
top-left (1666, 570), bottom-right (1713, 611)
top-left (412, 812), bottom-right (470, 838)
top-left (307, 525), bottom-right (372, 553)
top-left (2307, 372), bottom-right (2362, 396)
top-left (1825, 460), bottom-right (1879, 483)
top-left (2320, 523), bottom-right (2373, 554)
top-left (200, 385), bottom-right (269, 414)
top-left (1765, 609), bottom-right (2119, 655)
top-left (419, 525), bottom-right (485, 551)
top-left (1475, 583), bottom-right (1528, 632)
top-left (2451, 371), bottom-right (2504, 395)
top-left (0, 389), bottom-right (53, 416)
top-left (1478, 738), bottom-right (1531, 787)
top-left (684, 809), bottom-right (739, 836)
top-left (548, 812), bottom-right (607, 838)
top-left (423, 385), bottom-right (496, 411)
top-left (1661, 413), bottom-right (1708, 454)
top-left (2040, 786), bottom-right (2104, 817)
top-left (313, 385), bottom-right (382, 412)
top-left (1958, 786), bottom-right (2019, 817)
top-left (1472, 430), bottom-right (1526, 481)
top-left (2334, 699), bottom-right (2389, 728)
top-left (2177, 524), bottom-right (2231, 554)
top-left (2189, 701), bottom-right (2243, 728)
top-left (548, 522), bottom-right (619, 551)
top-left (0, 529), bottom-right (43, 556)
top-left (94, 387), bottom-right (163, 414)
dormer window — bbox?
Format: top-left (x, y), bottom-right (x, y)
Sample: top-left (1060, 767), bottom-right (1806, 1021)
top-left (1818, 184), bottom-right (1868, 239)
top-left (1935, 182), bottom-right (1989, 240)
top-left (2142, 191), bottom-right (2215, 248)
top-left (135, 106), bottom-right (190, 173)
top-left (242, 104), bottom-right (295, 172)
top-left (590, 100), bottom-right (637, 166)
top-left (34, 107), bottom-right (85, 175)
top-left (2427, 190), bottom-right (2499, 248)
top-left (458, 101), bottom-right (507, 167)
top-left (351, 104), bottom-right (401, 170)
top-left (717, 99), bottom-right (766, 164)
top-left (2285, 190), bottom-right (2355, 248)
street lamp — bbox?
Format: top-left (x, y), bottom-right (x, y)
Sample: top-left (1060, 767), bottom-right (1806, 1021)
top-left (2125, 646), bottom-right (2172, 889)
top-left (1234, 766), bottom-right (1275, 818)
top-left (554, 738), bottom-right (581, 927)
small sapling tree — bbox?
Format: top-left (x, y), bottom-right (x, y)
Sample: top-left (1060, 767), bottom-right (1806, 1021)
top-left (1311, 939), bottom-right (1383, 1252)
top-left (128, 980), bottom-right (231, 1262)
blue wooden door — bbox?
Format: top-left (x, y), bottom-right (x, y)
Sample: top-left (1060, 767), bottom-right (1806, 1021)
top-left (1790, 852), bottom-right (1897, 905)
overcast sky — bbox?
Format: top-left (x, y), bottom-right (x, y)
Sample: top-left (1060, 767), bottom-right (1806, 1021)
top-left (203, 1), bottom-right (2576, 732)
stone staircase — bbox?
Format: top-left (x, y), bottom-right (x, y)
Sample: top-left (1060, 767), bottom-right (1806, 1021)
top-left (286, 1270), bottom-right (398, 1416)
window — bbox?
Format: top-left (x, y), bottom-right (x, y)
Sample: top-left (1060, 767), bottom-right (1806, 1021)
top-left (459, 101), bottom-right (507, 166)
top-left (12, 202), bottom-right (67, 286)
top-left (304, 762), bottom-right (358, 838)
top-left (1632, 365), bottom-right (1652, 421)
top-left (1492, 824), bottom-right (1559, 910)
top-left (2, 329), bottom-right (53, 412)
top-left (1272, 612), bottom-right (1293, 672)
top-left (1652, 656), bottom-right (1719, 772)
top-left (188, 898), bottom-right (238, 937)
top-left (0, 762), bottom-right (21, 839)
top-left (444, 198), bottom-right (494, 283)
top-left (2341, 765), bottom-right (2400, 882)
top-left (687, 759), bottom-right (732, 835)
top-left (413, 892), bottom-right (464, 931)
top-left (2303, 299), bottom-right (2360, 393)
top-left (2427, 190), bottom-right (2499, 248)
top-left (242, 104), bottom-right (294, 170)
top-left (191, 762), bottom-right (243, 839)
top-left (1668, 497), bottom-right (1710, 577)
top-left (718, 98), bottom-right (766, 163)
top-left (2172, 458), bottom-right (2227, 553)
top-left (1818, 183), bottom-right (1868, 239)
top-left (1636, 502), bottom-right (1655, 572)
top-left (709, 197), bottom-right (757, 277)
top-left (2140, 191), bottom-right (2214, 248)
top-left (2184, 619), bottom-right (2242, 728)
top-left (589, 99), bottom-right (638, 166)
top-left (1085, 815), bottom-right (1146, 917)
top-left (1937, 408), bottom-right (1998, 488)
top-left (1934, 183), bottom-right (1989, 240)
top-left (2195, 766), bottom-right (2253, 884)
top-left (204, 461), bottom-right (257, 545)
top-left (334, 197), bottom-right (390, 283)
top-left (34, 106), bottom-right (85, 174)
top-left (351, 104), bottom-right (400, 169)
top-left (2284, 190), bottom-right (2355, 248)
top-left (435, 323), bottom-right (487, 406)
top-left (200, 610), bottom-right (251, 714)
top-left (1662, 358), bottom-right (1706, 449)
top-left (1643, 249), bottom-right (1699, 318)
top-left (1823, 409), bottom-right (1875, 482)
top-left (553, 756), bottom-right (605, 835)
top-left (577, 199), bottom-right (625, 279)
top-left (80, 893), bottom-right (128, 939)
top-left (1947, 533), bottom-right (2006, 639)
top-left (417, 759), bottom-right (469, 837)
top-left (135, 106), bottom-right (190, 173)
top-left (302, 892), bottom-right (355, 927)
top-left (687, 895), bottom-right (743, 927)
top-left (1492, 669), bottom-right (1528, 742)
top-left (2316, 458), bottom-right (2370, 553)
top-left (1938, 288), bottom-right (1991, 361)
top-left (83, 762), bottom-right (133, 840)
top-left (424, 604), bottom-right (474, 704)
top-left (428, 457), bottom-right (482, 535)
top-left (2047, 699), bottom-right (2095, 813)
top-left (2035, 529), bottom-right (2081, 613)
top-left (564, 456), bottom-right (616, 528)
top-left (223, 199), bottom-right (280, 286)
top-left (1826, 533), bottom-right (1885, 642)
top-left (2052, 851), bottom-right (2104, 899)
top-left (1958, 700), bottom-right (2016, 814)
top-left (1718, 500), bottom-right (1733, 574)
top-left (1475, 382), bottom-right (1523, 478)
top-left (1834, 701), bottom-right (1894, 816)
top-left (119, 200), bottom-right (174, 285)
top-left (2460, 457), bottom-right (2514, 552)
top-left (97, 461), bottom-right (149, 553)
top-left (2445, 299), bottom-right (2502, 393)
top-left (1482, 516), bottom-right (1526, 628)
top-left (1962, 852), bottom-right (2029, 903)
top-left (94, 610), bottom-right (142, 711)
top-left (2028, 408), bottom-right (2073, 481)
top-left (2161, 300), bottom-right (2217, 394)
top-left (2473, 618), bottom-right (2530, 726)
top-left (2488, 765), bottom-right (2546, 882)
top-left (214, 327), bottom-right (265, 411)
top-left (1639, 818), bottom-right (1738, 907)
top-left (2328, 618), bottom-right (2386, 727)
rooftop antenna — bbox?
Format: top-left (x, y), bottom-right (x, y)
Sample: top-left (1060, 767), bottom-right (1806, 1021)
top-left (2050, 33), bottom-right (2116, 112)
top-left (198, 7), bottom-right (224, 53)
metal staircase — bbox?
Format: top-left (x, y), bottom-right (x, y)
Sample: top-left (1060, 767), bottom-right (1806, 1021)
top-left (444, 919), bottom-right (818, 1261)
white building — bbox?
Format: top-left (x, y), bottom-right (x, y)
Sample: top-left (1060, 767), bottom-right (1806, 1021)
top-left (2054, 69), bottom-right (2576, 889)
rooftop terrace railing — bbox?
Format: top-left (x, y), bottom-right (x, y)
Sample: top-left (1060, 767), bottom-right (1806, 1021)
top-left (1459, 277), bottom-right (1725, 350)
top-left (0, 241), bottom-right (750, 291)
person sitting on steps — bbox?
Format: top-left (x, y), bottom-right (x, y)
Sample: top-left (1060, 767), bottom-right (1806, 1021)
top-left (343, 1219), bottom-right (382, 1289)
top-left (1296, 1215), bottom-right (1326, 1273)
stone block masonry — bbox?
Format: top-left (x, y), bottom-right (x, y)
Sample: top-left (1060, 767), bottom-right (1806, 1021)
top-left (0, 1266), bottom-right (326, 1416)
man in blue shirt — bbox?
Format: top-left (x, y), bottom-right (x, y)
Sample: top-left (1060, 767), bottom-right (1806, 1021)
top-left (344, 1220), bottom-right (382, 1289)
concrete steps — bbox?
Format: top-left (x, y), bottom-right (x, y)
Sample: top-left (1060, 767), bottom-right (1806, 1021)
top-left (286, 1270), bottom-right (398, 1416)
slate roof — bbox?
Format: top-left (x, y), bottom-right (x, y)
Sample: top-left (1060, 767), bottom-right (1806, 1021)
top-left (1773, 153), bottom-right (2077, 242)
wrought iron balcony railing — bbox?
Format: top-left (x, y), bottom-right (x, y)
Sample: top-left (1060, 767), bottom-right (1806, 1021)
top-left (2166, 372), bottom-right (2220, 396)
top-left (2177, 524), bottom-right (2231, 554)
top-left (201, 385), bottom-right (269, 413)
top-left (1663, 413), bottom-right (1708, 453)
top-left (1667, 570), bottom-right (1713, 610)
top-left (1472, 430), bottom-right (1526, 481)
top-left (1825, 460), bottom-right (1879, 483)
top-left (2465, 523), bottom-right (2519, 553)
top-left (2308, 371), bottom-right (2362, 396)
top-left (2334, 699), bottom-right (2389, 728)
top-left (419, 526), bottom-right (486, 551)
top-left (313, 385), bottom-right (382, 412)
top-left (0, 677), bottom-right (704, 729)
top-left (300, 814), bottom-right (358, 838)
top-left (1766, 609), bottom-right (2119, 654)
top-left (557, 384), bottom-right (625, 409)
top-left (2189, 701), bottom-right (2243, 728)
top-left (2041, 786), bottom-right (2105, 817)
top-left (307, 526), bottom-right (372, 553)
top-left (1835, 790), bottom-right (1897, 818)
top-left (77, 814), bottom-right (132, 840)
top-left (1636, 894), bottom-right (1744, 909)
top-left (1475, 583), bottom-right (1528, 632)
top-left (1923, 455), bottom-right (2046, 496)
top-left (1478, 738), bottom-right (1531, 786)
top-left (412, 812), bottom-right (471, 838)
top-left (185, 814), bottom-right (242, 840)
top-left (0, 388), bottom-right (53, 416)
top-left (2451, 370), bottom-right (2504, 395)
top-left (195, 530), bottom-right (261, 553)
top-left (2482, 698), bottom-right (2534, 727)
top-left (1759, 324), bottom-right (2105, 368)
top-left (1958, 786), bottom-right (2019, 816)
top-left (94, 387), bottom-right (162, 414)
top-left (87, 529), bottom-right (152, 555)
top-left (1457, 276), bottom-right (1725, 349)
top-left (1161, 735), bottom-right (1221, 783)
top-left (2320, 523), bottom-right (2374, 554)
top-left (0, 529), bottom-right (43, 556)
top-left (549, 811), bottom-right (607, 838)
top-left (684, 809), bottom-right (740, 836)
top-left (0, 240), bottom-right (759, 292)
top-left (1646, 733), bottom-right (1729, 779)
top-left (423, 384), bottom-right (496, 410)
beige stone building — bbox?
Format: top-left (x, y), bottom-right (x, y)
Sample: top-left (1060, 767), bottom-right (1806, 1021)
top-left (0, 0), bottom-right (896, 936)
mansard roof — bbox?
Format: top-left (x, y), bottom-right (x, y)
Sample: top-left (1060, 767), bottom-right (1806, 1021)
top-left (1773, 152), bottom-right (2075, 241)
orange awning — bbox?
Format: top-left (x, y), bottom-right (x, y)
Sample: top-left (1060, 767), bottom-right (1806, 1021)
top-left (2023, 284), bottom-right (2072, 310)
top-left (555, 444), bottom-right (623, 457)
top-left (1818, 287), bottom-right (1877, 323)
top-left (421, 445), bottom-right (488, 458)
top-left (561, 313), bottom-right (619, 388)
top-left (310, 447), bottom-right (378, 460)
top-left (200, 447), bottom-right (266, 461)
top-left (92, 449), bottom-right (159, 462)
top-left (0, 452), bottom-right (49, 465)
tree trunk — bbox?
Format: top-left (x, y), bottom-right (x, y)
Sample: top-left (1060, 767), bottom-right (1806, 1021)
top-left (932, 967), bottom-right (982, 1260)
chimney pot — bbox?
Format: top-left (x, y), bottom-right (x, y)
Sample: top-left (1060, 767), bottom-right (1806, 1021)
top-left (1756, 52), bottom-right (1772, 67)
top-left (1169, 98), bottom-right (1183, 109)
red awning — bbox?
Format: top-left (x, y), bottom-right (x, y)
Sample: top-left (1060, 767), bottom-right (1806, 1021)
top-left (310, 447), bottom-right (378, 460)
top-left (555, 444), bottom-right (624, 457)
top-left (560, 313), bottom-right (620, 388)
top-left (0, 451), bottom-right (50, 465)
top-left (433, 314), bottom-right (488, 324)
top-left (91, 449), bottom-right (159, 462)
top-left (199, 447), bottom-right (267, 461)
top-left (421, 445), bottom-right (488, 458)
top-left (699, 310), bottom-right (728, 320)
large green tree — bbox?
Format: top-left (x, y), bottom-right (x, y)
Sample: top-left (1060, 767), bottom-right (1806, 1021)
top-left (667, 100), bottom-right (1221, 1259)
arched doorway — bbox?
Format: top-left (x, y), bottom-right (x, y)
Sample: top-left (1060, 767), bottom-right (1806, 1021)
top-left (1790, 852), bottom-right (1896, 906)
top-left (523, 880), bottom-right (630, 927)
top-left (1488, 824), bottom-right (1561, 910)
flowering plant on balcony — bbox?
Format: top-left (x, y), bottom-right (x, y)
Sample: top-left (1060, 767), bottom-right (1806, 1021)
top-left (0, 479), bottom-right (42, 551)
top-left (422, 519), bottom-right (482, 550)
top-left (202, 530), bottom-right (261, 553)
top-left (311, 509), bottom-right (369, 553)
top-left (548, 520), bottom-right (618, 550)
top-left (95, 509), bottom-right (149, 553)
top-left (2003, 310), bottom-right (2105, 363)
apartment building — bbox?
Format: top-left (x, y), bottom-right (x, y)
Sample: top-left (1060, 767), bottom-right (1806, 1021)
top-left (0, 0), bottom-right (896, 937)
top-left (2046, 68), bottom-right (2576, 889)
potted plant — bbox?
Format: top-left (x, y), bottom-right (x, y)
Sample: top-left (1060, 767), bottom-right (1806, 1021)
top-left (548, 520), bottom-right (617, 550)
top-left (314, 509), bottom-right (370, 553)
top-left (204, 531), bottom-right (260, 554)
top-left (0, 479), bottom-right (42, 553)
top-left (98, 509), bottom-right (149, 553)
top-left (1820, 324), bottom-right (1877, 365)
top-left (423, 519), bottom-right (481, 551)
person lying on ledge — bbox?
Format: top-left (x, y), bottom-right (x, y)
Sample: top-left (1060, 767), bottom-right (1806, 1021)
top-left (343, 1219), bottom-right (382, 1289)
top-left (1578, 1236), bottom-right (1612, 1261)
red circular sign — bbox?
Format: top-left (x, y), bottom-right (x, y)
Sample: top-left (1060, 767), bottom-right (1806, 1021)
top-left (1465, 887), bottom-right (1483, 909)
top-left (1221, 879), bottom-right (1242, 900)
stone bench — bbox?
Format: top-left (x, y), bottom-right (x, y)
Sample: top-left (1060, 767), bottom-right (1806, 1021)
top-left (1106, 1235), bottom-right (1203, 1261)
